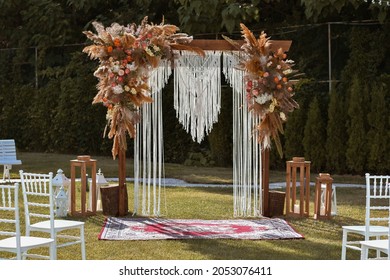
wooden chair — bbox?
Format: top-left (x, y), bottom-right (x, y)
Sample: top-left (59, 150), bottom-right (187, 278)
top-left (341, 173), bottom-right (390, 259)
top-left (20, 170), bottom-right (86, 260)
top-left (0, 183), bottom-right (55, 260)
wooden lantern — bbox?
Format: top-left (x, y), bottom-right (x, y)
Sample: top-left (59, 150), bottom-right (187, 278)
top-left (314, 173), bottom-right (334, 219)
top-left (285, 157), bottom-right (311, 217)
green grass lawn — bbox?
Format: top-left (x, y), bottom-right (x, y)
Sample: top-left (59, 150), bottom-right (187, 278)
top-left (1, 152), bottom-right (369, 260)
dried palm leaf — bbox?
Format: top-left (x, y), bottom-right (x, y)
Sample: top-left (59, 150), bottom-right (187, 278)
top-left (170, 43), bottom-right (205, 57)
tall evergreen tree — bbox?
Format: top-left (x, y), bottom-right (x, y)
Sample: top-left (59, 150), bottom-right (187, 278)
top-left (326, 87), bottom-right (347, 173)
top-left (367, 74), bottom-right (390, 173)
top-left (346, 75), bottom-right (368, 174)
top-left (284, 79), bottom-right (318, 161)
top-left (303, 96), bottom-right (326, 172)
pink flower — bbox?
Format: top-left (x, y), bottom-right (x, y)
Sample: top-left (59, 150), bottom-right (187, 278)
top-left (252, 89), bottom-right (259, 96)
top-left (263, 72), bottom-right (269, 78)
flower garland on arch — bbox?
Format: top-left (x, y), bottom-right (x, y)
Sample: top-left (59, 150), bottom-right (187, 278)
top-left (224, 24), bottom-right (300, 157)
top-left (83, 17), bottom-right (204, 159)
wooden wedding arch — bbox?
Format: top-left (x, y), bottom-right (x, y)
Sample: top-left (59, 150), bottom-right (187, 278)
top-left (114, 38), bottom-right (292, 217)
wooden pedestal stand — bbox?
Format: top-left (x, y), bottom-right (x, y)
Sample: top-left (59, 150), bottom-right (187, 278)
top-left (285, 157), bottom-right (311, 217)
top-left (101, 150), bottom-right (128, 216)
top-left (70, 155), bottom-right (96, 216)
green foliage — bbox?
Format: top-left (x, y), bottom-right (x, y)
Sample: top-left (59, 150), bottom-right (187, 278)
top-left (367, 74), bottom-right (390, 173)
top-left (300, 0), bottom-right (388, 22)
top-left (326, 87), bottom-right (347, 174)
top-left (303, 96), bottom-right (327, 172)
top-left (284, 79), bottom-right (314, 161)
top-left (174, 0), bottom-right (261, 34)
top-left (344, 27), bottom-right (386, 174)
top-left (346, 75), bottom-right (368, 174)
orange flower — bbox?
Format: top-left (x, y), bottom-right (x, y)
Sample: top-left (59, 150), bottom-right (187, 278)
top-left (276, 84), bottom-right (282, 90)
top-left (107, 46), bottom-right (113, 53)
top-left (273, 77), bottom-right (279, 83)
top-left (282, 77), bottom-right (288, 83)
top-left (114, 38), bottom-right (121, 47)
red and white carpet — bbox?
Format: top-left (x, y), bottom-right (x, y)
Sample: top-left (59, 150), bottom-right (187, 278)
top-left (98, 217), bottom-right (304, 241)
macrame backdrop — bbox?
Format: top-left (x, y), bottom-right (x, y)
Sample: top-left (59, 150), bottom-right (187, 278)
top-left (133, 52), bottom-right (263, 217)
top-left (173, 50), bottom-right (222, 143)
top-left (134, 60), bottom-right (171, 216)
top-left (223, 52), bottom-right (263, 217)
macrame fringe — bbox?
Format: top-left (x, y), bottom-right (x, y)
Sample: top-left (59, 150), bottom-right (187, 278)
top-left (134, 60), bottom-right (171, 216)
top-left (223, 51), bottom-right (263, 217)
top-left (173, 50), bottom-right (222, 143)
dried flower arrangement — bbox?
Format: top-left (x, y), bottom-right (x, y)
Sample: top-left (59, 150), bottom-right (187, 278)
top-left (83, 17), bottom-right (204, 158)
top-left (224, 24), bottom-right (300, 157)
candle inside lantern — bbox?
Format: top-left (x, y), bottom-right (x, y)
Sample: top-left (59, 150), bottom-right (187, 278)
top-left (320, 205), bottom-right (326, 216)
top-left (294, 204), bottom-right (300, 214)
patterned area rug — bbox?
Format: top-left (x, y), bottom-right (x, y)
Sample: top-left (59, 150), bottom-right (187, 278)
top-left (98, 217), bottom-right (304, 241)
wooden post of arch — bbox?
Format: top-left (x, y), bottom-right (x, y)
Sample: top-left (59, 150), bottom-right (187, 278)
top-left (118, 149), bottom-right (128, 216)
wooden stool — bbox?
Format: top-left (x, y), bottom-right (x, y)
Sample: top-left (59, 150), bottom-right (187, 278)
top-left (286, 157), bottom-right (311, 217)
top-left (314, 173), bottom-right (333, 219)
top-left (70, 155), bottom-right (97, 216)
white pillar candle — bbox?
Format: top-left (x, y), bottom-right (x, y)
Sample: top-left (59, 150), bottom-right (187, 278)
top-left (294, 204), bottom-right (300, 214)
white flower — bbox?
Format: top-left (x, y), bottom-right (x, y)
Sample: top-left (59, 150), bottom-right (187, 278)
top-left (283, 69), bottom-right (292, 75)
top-left (112, 65), bottom-right (120, 73)
top-left (153, 45), bottom-right (160, 52)
top-left (127, 63), bottom-right (137, 71)
top-left (280, 112), bottom-right (286, 121)
top-left (255, 93), bottom-right (272, 105)
top-left (130, 88), bottom-right (137, 95)
top-left (112, 85), bottom-right (124, 94)
top-left (124, 85), bottom-right (130, 92)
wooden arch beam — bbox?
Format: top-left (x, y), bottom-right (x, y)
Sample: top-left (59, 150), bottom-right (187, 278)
top-left (188, 39), bottom-right (292, 52)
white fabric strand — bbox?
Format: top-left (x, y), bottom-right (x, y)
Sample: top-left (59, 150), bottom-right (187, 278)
top-left (223, 52), bottom-right (263, 217)
top-left (173, 50), bottom-right (222, 143)
top-left (134, 60), bottom-right (171, 216)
